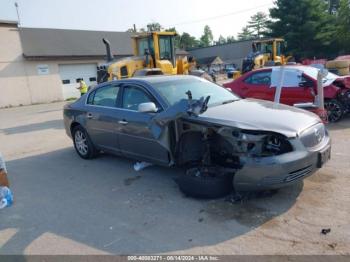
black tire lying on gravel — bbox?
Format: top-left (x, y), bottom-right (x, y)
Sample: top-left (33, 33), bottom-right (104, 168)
top-left (177, 167), bottom-right (234, 199)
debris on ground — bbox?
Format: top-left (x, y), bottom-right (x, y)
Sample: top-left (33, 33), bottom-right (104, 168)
top-left (133, 162), bottom-right (153, 171)
top-left (0, 152), bottom-right (9, 187)
top-left (321, 228), bottom-right (331, 235)
top-left (0, 186), bottom-right (13, 209)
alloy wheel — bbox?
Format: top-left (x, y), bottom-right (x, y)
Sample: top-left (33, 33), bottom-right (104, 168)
top-left (74, 130), bottom-right (88, 156)
top-left (325, 100), bottom-right (343, 122)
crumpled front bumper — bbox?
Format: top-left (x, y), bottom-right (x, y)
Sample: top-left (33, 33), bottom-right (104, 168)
top-left (233, 135), bottom-right (331, 191)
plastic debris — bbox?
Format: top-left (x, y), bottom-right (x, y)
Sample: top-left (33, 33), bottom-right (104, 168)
top-left (0, 152), bottom-right (7, 173)
top-left (133, 162), bottom-right (153, 172)
top-left (0, 186), bottom-right (13, 209)
top-left (321, 228), bottom-right (331, 235)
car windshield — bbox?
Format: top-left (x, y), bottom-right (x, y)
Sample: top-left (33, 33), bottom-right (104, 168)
top-left (152, 77), bottom-right (239, 107)
top-left (300, 66), bottom-right (338, 83)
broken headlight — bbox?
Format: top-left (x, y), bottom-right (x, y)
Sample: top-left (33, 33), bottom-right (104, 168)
top-left (263, 135), bottom-right (293, 155)
top-left (237, 131), bottom-right (293, 156)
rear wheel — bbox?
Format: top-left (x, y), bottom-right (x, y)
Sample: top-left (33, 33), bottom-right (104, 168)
top-left (72, 125), bottom-right (97, 159)
top-left (325, 99), bottom-right (344, 122)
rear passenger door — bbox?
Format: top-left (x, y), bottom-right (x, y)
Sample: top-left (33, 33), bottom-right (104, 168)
top-left (85, 84), bottom-right (121, 152)
top-left (116, 84), bottom-right (170, 165)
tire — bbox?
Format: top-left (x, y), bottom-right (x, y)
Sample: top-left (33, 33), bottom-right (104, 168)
top-left (325, 99), bottom-right (344, 123)
top-left (72, 125), bottom-right (97, 159)
top-left (177, 167), bottom-right (234, 199)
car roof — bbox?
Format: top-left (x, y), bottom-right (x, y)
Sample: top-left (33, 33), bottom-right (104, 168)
top-left (130, 74), bottom-right (197, 84)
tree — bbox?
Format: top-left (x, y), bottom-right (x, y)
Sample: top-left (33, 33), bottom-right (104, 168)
top-left (335, 0), bottom-right (350, 53)
top-left (179, 32), bottom-right (199, 49)
top-left (226, 36), bottom-right (236, 43)
top-left (237, 26), bottom-right (254, 40)
top-left (247, 12), bottom-right (269, 38)
top-left (199, 25), bottom-right (214, 47)
top-left (146, 22), bottom-right (162, 31)
top-left (268, 0), bottom-right (338, 59)
top-left (216, 35), bottom-right (227, 44)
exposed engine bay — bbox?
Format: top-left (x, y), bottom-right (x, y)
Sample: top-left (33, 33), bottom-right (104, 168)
top-left (174, 120), bottom-right (293, 169)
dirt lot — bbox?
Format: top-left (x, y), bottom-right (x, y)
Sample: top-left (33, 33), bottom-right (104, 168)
top-left (0, 102), bottom-right (349, 255)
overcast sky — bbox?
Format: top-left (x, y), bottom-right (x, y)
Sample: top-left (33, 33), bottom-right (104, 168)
top-left (0, 0), bottom-right (274, 39)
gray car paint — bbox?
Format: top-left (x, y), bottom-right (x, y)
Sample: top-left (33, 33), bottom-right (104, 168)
top-left (64, 75), bottom-right (331, 191)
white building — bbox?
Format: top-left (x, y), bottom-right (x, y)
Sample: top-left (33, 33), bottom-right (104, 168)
top-left (0, 21), bottom-right (133, 108)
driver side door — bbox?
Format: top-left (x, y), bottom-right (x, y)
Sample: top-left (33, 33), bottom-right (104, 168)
top-left (116, 84), bottom-right (170, 165)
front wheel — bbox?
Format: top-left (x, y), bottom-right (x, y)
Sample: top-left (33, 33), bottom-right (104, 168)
top-left (324, 99), bottom-right (344, 123)
top-left (177, 167), bottom-right (234, 199)
top-left (72, 125), bottom-right (97, 159)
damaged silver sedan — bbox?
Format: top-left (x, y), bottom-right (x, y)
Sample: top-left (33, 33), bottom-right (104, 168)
top-left (63, 75), bottom-right (331, 198)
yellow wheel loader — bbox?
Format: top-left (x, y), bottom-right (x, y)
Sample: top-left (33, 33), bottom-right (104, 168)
top-left (241, 38), bottom-right (293, 74)
top-left (97, 31), bottom-right (203, 83)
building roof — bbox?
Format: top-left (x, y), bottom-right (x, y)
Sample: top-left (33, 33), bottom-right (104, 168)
top-left (188, 40), bottom-right (254, 68)
top-left (196, 56), bottom-right (223, 65)
top-left (19, 27), bottom-right (134, 58)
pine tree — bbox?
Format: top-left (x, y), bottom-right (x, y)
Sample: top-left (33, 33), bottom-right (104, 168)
top-left (268, 0), bottom-right (337, 58)
top-left (336, 0), bottom-right (350, 53)
top-left (247, 12), bottom-right (269, 38)
top-left (200, 25), bottom-right (214, 47)
top-left (237, 26), bottom-right (254, 41)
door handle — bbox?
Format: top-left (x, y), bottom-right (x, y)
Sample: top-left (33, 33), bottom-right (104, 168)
top-left (118, 120), bottom-right (128, 125)
top-left (87, 113), bottom-right (93, 119)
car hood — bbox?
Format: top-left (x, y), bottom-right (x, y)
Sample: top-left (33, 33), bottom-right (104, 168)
top-left (195, 98), bottom-right (321, 138)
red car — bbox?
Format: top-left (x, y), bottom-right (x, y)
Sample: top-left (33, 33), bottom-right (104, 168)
top-left (224, 66), bottom-right (350, 122)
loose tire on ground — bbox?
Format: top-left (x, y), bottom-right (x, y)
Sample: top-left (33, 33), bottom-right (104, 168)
top-left (177, 167), bottom-right (234, 199)
top-left (72, 125), bottom-right (97, 159)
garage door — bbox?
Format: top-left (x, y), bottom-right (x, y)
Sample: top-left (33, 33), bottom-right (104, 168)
top-left (59, 63), bottom-right (98, 99)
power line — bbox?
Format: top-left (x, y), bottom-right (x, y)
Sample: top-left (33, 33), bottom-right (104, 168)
top-left (167, 3), bottom-right (274, 27)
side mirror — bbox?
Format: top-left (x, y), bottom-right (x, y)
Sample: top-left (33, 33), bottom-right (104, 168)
top-left (138, 102), bottom-right (158, 113)
top-left (299, 80), bottom-right (313, 88)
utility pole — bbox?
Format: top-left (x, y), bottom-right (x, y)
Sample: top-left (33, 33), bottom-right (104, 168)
top-left (14, 2), bottom-right (21, 26)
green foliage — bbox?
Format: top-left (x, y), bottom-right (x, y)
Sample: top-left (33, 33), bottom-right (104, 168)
top-left (179, 32), bottom-right (200, 49)
top-left (335, 0), bottom-right (350, 53)
top-left (199, 25), bottom-right (214, 47)
top-left (237, 26), bottom-right (254, 41)
top-left (216, 35), bottom-right (227, 44)
top-left (268, 0), bottom-right (338, 59)
top-left (146, 22), bottom-right (163, 31)
top-left (247, 12), bottom-right (269, 38)
top-left (226, 36), bottom-right (236, 43)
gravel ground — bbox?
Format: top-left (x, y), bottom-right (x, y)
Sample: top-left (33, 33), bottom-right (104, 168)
top-left (0, 102), bottom-right (349, 255)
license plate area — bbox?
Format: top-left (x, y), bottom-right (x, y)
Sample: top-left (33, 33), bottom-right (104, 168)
top-left (317, 145), bottom-right (331, 168)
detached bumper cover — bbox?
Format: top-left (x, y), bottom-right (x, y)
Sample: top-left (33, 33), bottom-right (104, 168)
top-left (234, 135), bottom-right (331, 191)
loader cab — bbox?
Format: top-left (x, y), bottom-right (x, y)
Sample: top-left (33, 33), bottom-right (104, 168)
top-left (132, 32), bottom-right (177, 73)
top-left (253, 38), bottom-right (286, 62)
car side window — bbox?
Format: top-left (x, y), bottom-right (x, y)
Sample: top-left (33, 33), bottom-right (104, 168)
top-left (244, 71), bottom-right (271, 85)
top-left (122, 86), bottom-right (154, 111)
top-left (88, 85), bottom-right (119, 107)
